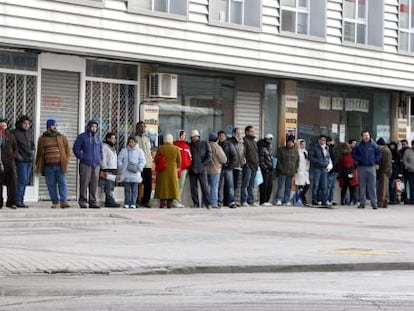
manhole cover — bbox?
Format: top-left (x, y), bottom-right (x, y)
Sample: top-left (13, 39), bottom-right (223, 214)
top-left (333, 248), bottom-right (401, 256)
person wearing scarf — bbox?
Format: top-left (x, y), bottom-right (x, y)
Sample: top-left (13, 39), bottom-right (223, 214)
top-left (35, 119), bottom-right (71, 208)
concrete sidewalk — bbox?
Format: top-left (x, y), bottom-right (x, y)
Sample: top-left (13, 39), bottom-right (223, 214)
top-left (0, 203), bottom-right (414, 275)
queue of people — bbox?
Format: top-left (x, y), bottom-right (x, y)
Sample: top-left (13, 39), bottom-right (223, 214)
top-left (0, 116), bottom-right (412, 210)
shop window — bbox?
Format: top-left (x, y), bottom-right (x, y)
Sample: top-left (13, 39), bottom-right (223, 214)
top-left (280, 0), bottom-right (326, 37)
top-left (343, 0), bottom-right (384, 47)
top-left (209, 0), bottom-right (261, 28)
top-left (128, 0), bottom-right (188, 16)
top-left (399, 0), bottom-right (414, 52)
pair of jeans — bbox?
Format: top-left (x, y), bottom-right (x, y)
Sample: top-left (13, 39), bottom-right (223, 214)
top-left (16, 162), bottom-right (32, 204)
top-left (208, 173), bottom-right (221, 206)
top-left (44, 164), bottom-right (67, 204)
top-left (312, 167), bottom-right (328, 204)
top-left (327, 172), bottom-right (337, 202)
top-left (241, 165), bottom-right (257, 204)
top-left (275, 174), bottom-right (293, 203)
top-left (124, 182), bottom-right (138, 206)
top-left (218, 168), bottom-right (235, 206)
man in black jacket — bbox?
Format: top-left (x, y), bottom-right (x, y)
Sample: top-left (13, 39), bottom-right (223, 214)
top-left (258, 133), bottom-right (274, 206)
top-left (189, 129), bottom-right (212, 208)
top-left (241, 125), bottom-right (259, 206)
top-left (217, 130), bottom-right (238, 208)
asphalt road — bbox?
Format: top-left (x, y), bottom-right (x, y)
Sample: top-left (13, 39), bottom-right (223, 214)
top-left (1, 271), bottom-right (413, 310)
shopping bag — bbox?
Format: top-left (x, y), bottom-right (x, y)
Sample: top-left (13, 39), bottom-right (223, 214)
top-left (254, 167), bottom-right (264, 186)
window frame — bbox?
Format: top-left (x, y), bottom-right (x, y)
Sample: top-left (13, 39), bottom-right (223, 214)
top-left (343, 0), bottom-right (367, 45)
top-left (398, 0), bottom-right (414, 53)
top-left (208, 0), bottom-right (262, 31)
top-left (280, 0), bottom-right (310, 35)
top-left (127, 0), bottom-right (189, 20)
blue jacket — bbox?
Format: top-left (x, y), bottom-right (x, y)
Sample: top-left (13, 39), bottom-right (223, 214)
top-left (352, 140), bottom-right (382, 166)
top-left (73, 120), bottom-right (103, 167)
top-left (309, 143), bottom-right (330, 169)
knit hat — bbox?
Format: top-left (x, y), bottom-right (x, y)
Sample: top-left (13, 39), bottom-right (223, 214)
top-left (165, 133), bottom-right (173, 144)
top-left (265, 133), bottom-right (273, 139)
top-left (191, 129), bottom-right (200, 138)
top-left (209, 132), bottom-right (218, 142)
top-left (376, 137), bottom-right (386, 146)
top-left (46, 119), bottom-right (57, 129)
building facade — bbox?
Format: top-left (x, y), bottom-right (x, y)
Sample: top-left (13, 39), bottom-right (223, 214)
top-left (0, 0), bottom-right (413, 202)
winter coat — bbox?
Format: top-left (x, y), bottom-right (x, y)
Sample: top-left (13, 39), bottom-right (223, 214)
top-left (35, 131), bottom-right (71, 175)
top-left (338, 152), bottom-right (359, 188)
top-left (73, 120), bottom-right (103, 167)
top-left (377, 145), bottom-right (392, 177)
top-left (207, 141), bottom-right (227, 174)
top-left (117, 144), bottom-right (146, 183)
top-left (352, 140), bottom-right (381, 167)
top-left (229, 136), bottom-right (246, 170)
top-left (134, 133), bottom-right (152, 168)
top-left (327, 144), bottom-right (338, 174)
top-left (0, 133), bottom-right (18, 167)
top-left (244, 135), bottom-right (259, 170)
top-left (257, 139), bottom-right (273, 172)
top-left (277, 146), bottom-right (299, 177)
top-left (295, 147), bottom-right (310, 186)
top-left (391, 149), bottom-right (402, 179)
top-left (173, 140), bottom-right (192, 170)
top-left (189, 139), bottom-right (211, 174)
top-left (101, 142), bottom-right (118, 171)
top-left (12, 126), bottom-right (35, 163)
top-left (309, 143), bottom-right (330, 169)
top-left (218, 140), bottom-right (237, 170)
top-left (154, 142), bottom-right (181, 200)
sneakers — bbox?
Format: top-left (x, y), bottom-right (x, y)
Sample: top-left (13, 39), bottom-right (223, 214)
top-left (326, 201), bottom-right (333, 206)
top-left (124, 205), bottom-right (129, 209)
top-left (275, 200), bottom-right (282, 206)
top-left (229, 203), bottom-right (238, 208)
top-left (240, 202), bottom-right (248, 207)
top-left (130, 205), bottom-right (136, 209)
top-left (261, 202), bottom-right (273, 207)
top-left (284, 202), bottom-right (292, 206)
top-left (249, 202), bottom-right (259, 207)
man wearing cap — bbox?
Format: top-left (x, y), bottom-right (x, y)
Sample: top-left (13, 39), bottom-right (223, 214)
top-left (73, 120), bottom-right (103, 208)
top-left (0, 118), bottom-right (18, 209)
top-left (189, 129), bottom-right (212, 208)
top-left (35, 119), bottom-right (71, 208)
top-left (257, 133), bottom-right (274, 206)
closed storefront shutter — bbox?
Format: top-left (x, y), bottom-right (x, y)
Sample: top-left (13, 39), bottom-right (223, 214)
top-left (235, 91), bottom-right (261, 137)
top-left (39, 70), bottom-right (80, 201)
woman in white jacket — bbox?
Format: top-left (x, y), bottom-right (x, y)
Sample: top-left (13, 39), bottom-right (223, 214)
top-left (294, 139), bottom-right (310, 205)
top-left (118, 136), bottom-right (146, 208)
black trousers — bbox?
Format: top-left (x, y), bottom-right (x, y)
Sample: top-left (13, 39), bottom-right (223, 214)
top-left (189, 170), bottom-right (210, 207)
top-left (0, 164), bottom-right (17, 206)
top-left (259, 169), bottom-right (273, 205)
top-left (138, 167), bottom-right (152, 205)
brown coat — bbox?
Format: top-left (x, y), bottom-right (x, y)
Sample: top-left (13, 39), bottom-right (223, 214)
top-left (35, 132), bottom-right (71, 175)
top-left (154, 142), bottom-right (181, 200)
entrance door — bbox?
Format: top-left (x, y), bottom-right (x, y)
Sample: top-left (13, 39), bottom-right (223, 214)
top-left (39, 70), bottom-right (80, 201)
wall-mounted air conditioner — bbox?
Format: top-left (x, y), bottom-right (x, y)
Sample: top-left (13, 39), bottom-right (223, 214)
top-left (148, 73), bottom-right (178, 98)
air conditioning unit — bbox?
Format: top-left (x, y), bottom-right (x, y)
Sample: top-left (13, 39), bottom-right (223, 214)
top-left (148, 73), bottom-right (178, 98)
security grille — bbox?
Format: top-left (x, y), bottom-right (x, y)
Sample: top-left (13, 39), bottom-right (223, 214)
top-left (85, 81), bottom-right (136, 151)
top-left (0, 73), bottom-right (36, 126)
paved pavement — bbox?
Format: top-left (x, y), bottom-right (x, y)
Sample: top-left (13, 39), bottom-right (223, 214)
top-left (1, 203), bottom-right (414, 275)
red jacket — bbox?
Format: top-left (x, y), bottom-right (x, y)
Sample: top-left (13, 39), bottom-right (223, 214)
top-left (338, 152), bottom-right (359, 187)
top-left (173, 140), bottom-right (192, 170)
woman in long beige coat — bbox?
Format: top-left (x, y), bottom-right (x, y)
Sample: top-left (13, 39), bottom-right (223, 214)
top-left (154, 133), bottom-right (181, 208)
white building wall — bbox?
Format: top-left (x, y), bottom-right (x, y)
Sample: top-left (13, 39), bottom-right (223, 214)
top-left (0, 0), bottom-right (413, 91)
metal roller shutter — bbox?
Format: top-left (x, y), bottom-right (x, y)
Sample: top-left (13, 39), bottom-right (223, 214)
top-left (39, 70), bottom-right (80, 201)
top-left (235, 91), bottom-right (261, 137)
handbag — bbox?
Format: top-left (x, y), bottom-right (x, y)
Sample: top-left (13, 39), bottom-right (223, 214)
top-left (155, 152), bottom-right (167, 172)
top-left (126, 151), bottom-right (140, 173)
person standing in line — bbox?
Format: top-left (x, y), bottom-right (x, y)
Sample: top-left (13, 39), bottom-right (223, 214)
top-left (134, 121), bottom-right (152, 208)
top-left (173, 130), bottom-right (192, 207)
top-left (400, 139), bottom-right (410, 203)
top-left (73, 120), bottom-right (103, 209)
top-left (241, 125), bottom-right (259, 207)
top-left (188, 129), bottom-right (212, 208)
top-left (376, 138), bottom-right (392, 208)
top-left (294, 139), bottom-right (310, 205)
top-left (118, 136), bottom-right (146, 209)
top-left (35, 119), bottom-right (71, 209)
top-left (155, 134), bottom-right (181, 208)
top-left (12, 115), bottom-right (35, 208)
top-left (0, 118), bottom-right (18, 209)
top-left (257, 133), bottom-right (274, 206)
top-left (309, 134), bottom-right (330, 206)
top-left (274, 136), bottom-right (299, 206)
top-left (101, 132), bottom-right (120, 208)
top-left (402, 139), bottom-right (414, 205)
top-left (352, 130), bottom-right (382, 209)
top-left (207, 132), bottom-right (227, 209)
top-left (326, 137), bottom-right (338, 206)
top-left (229, 127), bottom-right (246, 206)
top-left (388, 141), bottom-right (402, 205)
top-left (217, 130), bottom-right (238, 208)
top-left (338, 142), bottom-right (358, 205)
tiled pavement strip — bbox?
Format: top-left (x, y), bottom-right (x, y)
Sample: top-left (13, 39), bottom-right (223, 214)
top-left (1, 203), bottom-right (414, 275)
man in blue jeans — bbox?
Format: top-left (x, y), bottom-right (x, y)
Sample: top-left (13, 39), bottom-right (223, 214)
top-left (12, 115), bottom-right (35, 208)
top-left (352, 130), bottom-right (382, 209)
top-left (35, 119), bottom-right (71, 208)
top-left (309, 135), bottom-right (330, 206)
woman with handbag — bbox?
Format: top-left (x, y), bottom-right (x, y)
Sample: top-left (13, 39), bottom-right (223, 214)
top-left (338, 142), bottom-right (359, 205)
top-left (154, 133), bottom-right (181, 208)
top-left (117, 136), bottom-right (146, 209)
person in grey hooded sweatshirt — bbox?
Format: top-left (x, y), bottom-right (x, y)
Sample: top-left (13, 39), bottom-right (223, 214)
top-left (73, 120), bottom-right (103, 208)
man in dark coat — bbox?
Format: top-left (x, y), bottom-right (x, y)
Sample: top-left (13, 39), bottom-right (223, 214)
top-left (309, 134), bottom-right (330, 206)
top-left (257, 133), bottom-right (274, 206)
top-left (241, 125), bottom-right (259, 206)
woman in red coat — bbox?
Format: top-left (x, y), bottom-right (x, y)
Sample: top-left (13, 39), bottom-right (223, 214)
top-left (338, 142), bottom-right (359, 205)
top-left (173, 130), bottom-right (192, 207)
